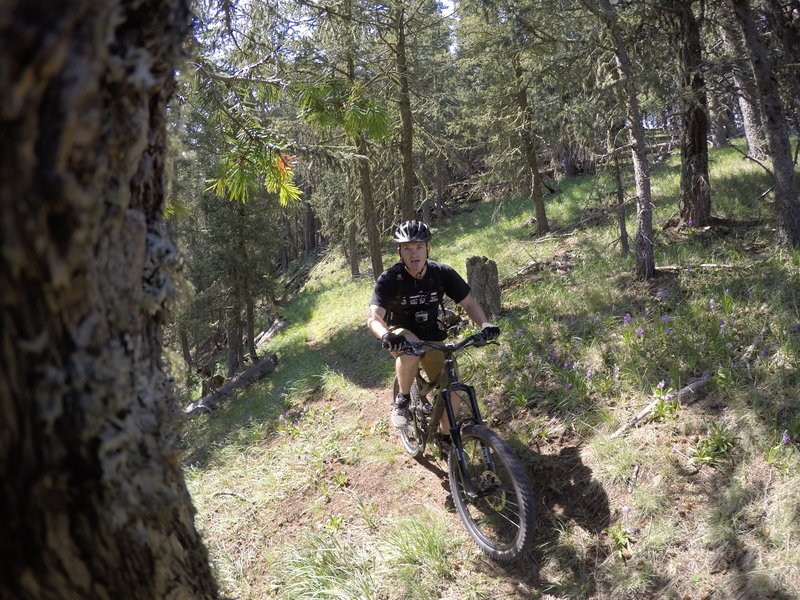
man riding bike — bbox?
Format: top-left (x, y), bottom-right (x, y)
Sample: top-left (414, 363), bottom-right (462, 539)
top-left (366, 220), bottom-right (500, 429)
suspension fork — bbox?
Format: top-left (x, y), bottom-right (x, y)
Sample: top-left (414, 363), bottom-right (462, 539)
top-left (442, 382), bottom-right (498, 500)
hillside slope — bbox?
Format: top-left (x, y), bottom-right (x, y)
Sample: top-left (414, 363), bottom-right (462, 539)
top-left (182, 147), bottom-right (800, 599)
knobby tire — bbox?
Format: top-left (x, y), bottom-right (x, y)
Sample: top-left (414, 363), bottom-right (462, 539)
top-left (448, 424), bottom-right (535, 561)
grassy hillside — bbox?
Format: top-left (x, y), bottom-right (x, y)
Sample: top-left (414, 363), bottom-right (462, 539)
top-left (182, 143), bottom-right (800, 599)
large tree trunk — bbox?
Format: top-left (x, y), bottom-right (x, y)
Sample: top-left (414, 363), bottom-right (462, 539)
top-left (731, 0), bottom-right (800, 246)
top-left (395, 5), bottom-right (416, 221)
top-left (0, 1), bottom-right (218, 598)
top-left (672, 0), bottom-right (711, 226)
top-left (513, 58), bottom-right (550, 236)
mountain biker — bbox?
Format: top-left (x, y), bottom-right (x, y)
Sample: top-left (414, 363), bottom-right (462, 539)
top-left (366, 219), bottom-right (500, 429)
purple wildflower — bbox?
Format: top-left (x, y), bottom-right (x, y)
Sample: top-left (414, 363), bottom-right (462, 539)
top-left (719, 320), bottom-right (727, 334)
top-left (686, 219), bottom-right (694, 227)
top-left (664, 328), bottom-right (673, 334)
top-left (586, 369), bottom-right (594, 381)
top-left (661, 315), bottom-right (670, 324)
top-left (623, 313), bottom-right (632, 324)
top-left (622, 506), bottom-right (632, 514)
top-left (657, 288), bottom-right (670, 300)
top-left (782, 430), bottom-right (791, 444)
top-left (709, 299), bottom-right (716, 310)
top-left (657, 380), bottom-right (665, 390)
top-left (636, 329), bottom-right (646, 336)
top-left (515, 328), bottom-right (524, 337)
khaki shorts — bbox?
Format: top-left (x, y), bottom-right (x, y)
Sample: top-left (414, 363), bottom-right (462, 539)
top-left (391, 328), bottom-right (456, 386)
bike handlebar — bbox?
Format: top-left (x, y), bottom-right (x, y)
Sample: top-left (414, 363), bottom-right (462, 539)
top-left (400, 332), bottom-right (497, 356)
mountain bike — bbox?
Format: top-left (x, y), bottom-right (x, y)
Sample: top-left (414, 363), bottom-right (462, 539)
top-left (392, 332), bottom-right (535, 561)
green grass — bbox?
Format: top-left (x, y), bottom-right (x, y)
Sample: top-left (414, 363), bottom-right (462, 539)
top-left (180, 144), bottom-right (800, 599)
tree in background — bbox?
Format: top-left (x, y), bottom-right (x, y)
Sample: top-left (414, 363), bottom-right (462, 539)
top-left (0, 0), bottom-right (218, 597)
top-left (730, 0), bottom-right (800, 246)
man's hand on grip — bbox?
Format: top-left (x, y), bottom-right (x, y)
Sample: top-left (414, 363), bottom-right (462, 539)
top-left (481, 324), bottom-right (500, 341)
top-left (381, 331), bottom-right (408, 351)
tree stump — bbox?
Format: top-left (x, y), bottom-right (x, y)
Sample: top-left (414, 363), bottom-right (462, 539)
top-left (466, 256), bottom-right (501, 318)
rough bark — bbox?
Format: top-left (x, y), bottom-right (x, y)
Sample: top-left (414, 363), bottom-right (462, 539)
top-left (731, 0), bottom-right (800, 246)
top-left (0, 1), bottom-right (218, 598)
top-left (672, 0), bottom-right (711, 226)
top-left (513, 58), bottom-right (550, 235)
top-left (395, 5), bottom-right (416, 221)
top-left (466, 257), bottom-right (502, 318)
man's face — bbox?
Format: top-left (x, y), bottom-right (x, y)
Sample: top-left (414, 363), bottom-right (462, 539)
top-left (399, 242), bottom-right (428, 276)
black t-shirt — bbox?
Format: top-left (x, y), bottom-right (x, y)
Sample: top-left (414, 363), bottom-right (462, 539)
top-left (370, 260), bottom-right (470, 341)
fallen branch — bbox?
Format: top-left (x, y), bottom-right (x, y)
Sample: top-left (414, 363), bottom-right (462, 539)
top-left (610, 376), bottom-right (711, 439)
top-left (610, 322), bottom-right (772, 439)
top-left (184, 353), bottom-right (279, 416)
top-left (213, 491), bottom-right (254, 504)
top-left (657, 263), bottom-right (749, 273)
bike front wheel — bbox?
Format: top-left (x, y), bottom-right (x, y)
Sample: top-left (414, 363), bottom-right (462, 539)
top-left (392, 377), bottom-right (426, 458)
top-left (448, 424), bottom-right (535, 561)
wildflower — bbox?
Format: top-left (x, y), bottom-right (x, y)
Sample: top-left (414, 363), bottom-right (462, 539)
top-left (747, 290), bottom-right (754, 298)
top-left (636, 329), bottom-right (646, 336)
top-left (661, 315), bottom-right (670, 324)
top-left (614, 364), bottom-right (621, 375)
top-left (719, 320), bottom-right (727, 334)
top-left (656, 288), bottom-right (670, 300)
top-left (686, 219), bottom-right (694, 227)
top-left (709, 299), bottom-right (716, 310)
top-left (657, 380), bottom-right (665, 390)
top-left (622, 506), bottom-right (632, 514)
top-left (514, 328), bottom-right (524, 337)
top-left (623, 313), bottom-right (632, 324)
top-left (782, 430), bottom-right (791, 444)
top-left (586, 369), bottom-right (594, 381)
top-left (664, 328), bottom-right (673, 334)
top-left (565, 383), bottom-right (573, 389)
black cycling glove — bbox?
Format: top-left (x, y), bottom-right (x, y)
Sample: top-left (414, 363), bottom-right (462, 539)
top-left (481, 325), bottom-right (501, 341)
top-left (381, 331), bottom-right (408, 351)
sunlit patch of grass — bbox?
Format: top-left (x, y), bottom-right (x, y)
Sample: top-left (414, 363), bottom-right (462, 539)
top-left (381, 511), bottom-right (460, 599)
top-left (274, 530), bottom-right (378, 600)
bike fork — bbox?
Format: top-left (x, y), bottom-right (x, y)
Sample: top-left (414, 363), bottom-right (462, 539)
top-left (442, 386), bottom-right (499, 501)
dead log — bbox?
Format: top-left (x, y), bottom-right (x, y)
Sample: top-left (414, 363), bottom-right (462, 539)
top-left (184, 353), bottom-right (278, 416)
top-left (609, 376), bottom-right (711, 439)
top-left (256, 316), bottom-right (287, 348)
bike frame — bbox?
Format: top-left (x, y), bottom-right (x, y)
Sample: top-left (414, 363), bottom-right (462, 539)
top-left (407, 335), bottom-right (500, 501)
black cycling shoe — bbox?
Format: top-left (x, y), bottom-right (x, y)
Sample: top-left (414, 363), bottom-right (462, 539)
top-left (391, 393), bottom-right (411, 428)
top-left (437, 434), bottom-right (452, 461)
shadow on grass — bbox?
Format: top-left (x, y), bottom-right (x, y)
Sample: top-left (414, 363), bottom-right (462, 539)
top-left (468, 443), bottom-right (612, 598)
